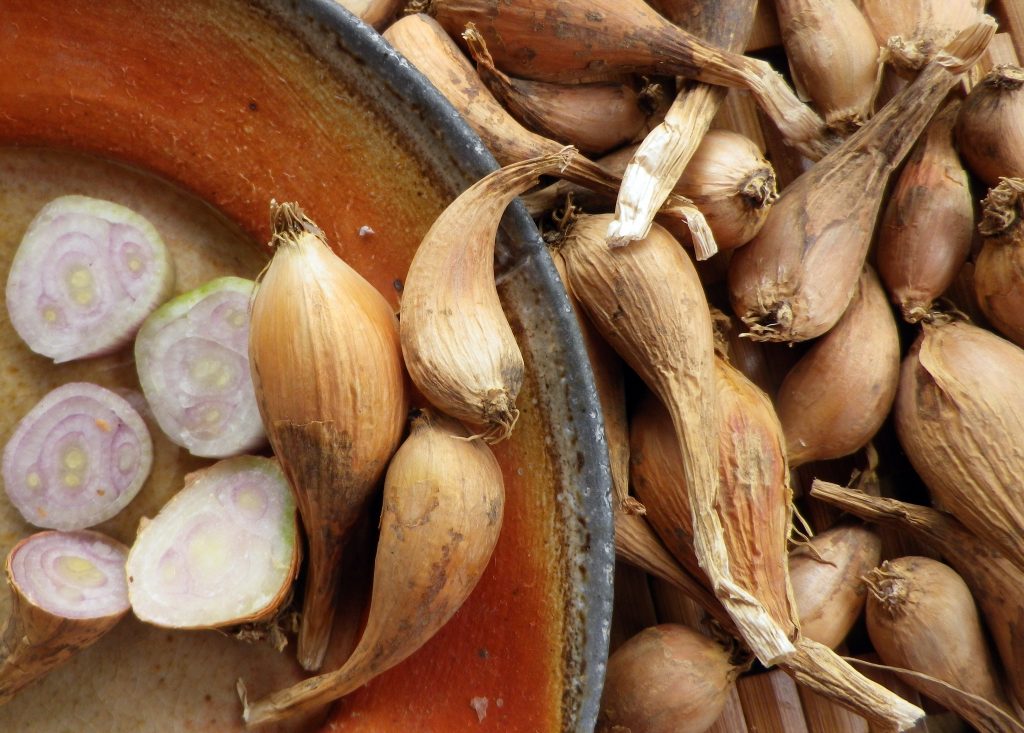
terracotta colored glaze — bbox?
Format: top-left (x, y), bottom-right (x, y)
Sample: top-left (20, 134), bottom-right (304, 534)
top-left (0, 1), bottom-right (611, 731)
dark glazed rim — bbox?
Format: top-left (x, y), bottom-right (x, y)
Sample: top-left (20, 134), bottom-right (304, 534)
top-left (269, 2), bottom-right (613, 731)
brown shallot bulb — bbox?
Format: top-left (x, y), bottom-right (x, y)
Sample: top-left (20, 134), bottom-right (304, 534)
top-left (861, 0), bottom-right (984, 76)
top-left (876, 100), bottom-right (974, 322)
top-left (975, 178), bottom-right (1024, 347)
top-left (598, 624), bottom-right (744, 733)
top-left (956, 65), bottom-right (1024, 187)
top-left (775, 0), bottom-right (881, 135)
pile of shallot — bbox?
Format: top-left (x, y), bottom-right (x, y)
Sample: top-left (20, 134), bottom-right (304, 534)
top-left (338, 0), bottom-right (1024, 729)
top-left (14, 0), bottom-right (1024, 730)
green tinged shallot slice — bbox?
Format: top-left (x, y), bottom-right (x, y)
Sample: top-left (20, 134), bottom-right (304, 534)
top-left (135, 276), bottom-right (265, 459)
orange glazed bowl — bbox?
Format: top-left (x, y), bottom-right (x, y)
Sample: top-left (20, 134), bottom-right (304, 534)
top-left (0, 1), bottom-right (612, 731)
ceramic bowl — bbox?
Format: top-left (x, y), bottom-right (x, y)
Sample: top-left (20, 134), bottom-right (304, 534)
top-left (0, 1), bottom-right (612, 731)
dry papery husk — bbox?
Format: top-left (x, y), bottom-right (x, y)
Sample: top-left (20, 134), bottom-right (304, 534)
top-left (811, 480), bottom-right (1024, 716)
top-left (242, 411), bottom-right (505, 726)
top-left (420, 0), bottom-right (835, 161)
top-left (558, 212), bottom-right (793, 665)
top-left (864, 556), bottom-right (1022, 733)
top-left (249, 202), bottom-right (408, 672)
top-left (400, 148), bottom-right (575, 441)
top-left (876, 100), bottom-right (974, 323)
top-left (975, 177), bottom-right (1024, 347)
top-left (956, 65), bottom-right (1024, 187)
top-left (894, 316), bottom-right (1024, 573)
top-left (775, 266), bottom-right (900, 468)
top-left (383, 15), bottom-right (714, 255)
top-left (462, 24), bottom-right (654, 156)
top-left (597, 624), bottom-right (747, 733)
top-left (788, 522), bottom-right (882, 650)
top-left (727, 19), bottom-right (994, 343)
top-left (861, 0), bottom-right (984, 77)
top-left (606, 0), bottom-right (758, 246)
top-left (628, 368), bottom-right (921, 729)
top-left (527, 129), bottom-right (777, 253)
top-left (775, 0), bottom-right (881, 136)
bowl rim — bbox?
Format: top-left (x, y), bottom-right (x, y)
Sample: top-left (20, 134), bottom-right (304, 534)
top-left (278, 2), bottom-right (614, 730)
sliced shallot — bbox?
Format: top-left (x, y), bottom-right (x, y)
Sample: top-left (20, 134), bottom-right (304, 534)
top-left (0, 529), bottom-right (130, 704)
top-left (2, 382), bottom-right (154, 530)
top-left (134, 276), bottom-right (265, 458)
top-left (126, 456), bottom-right (298, 629)
top-left (6, 195), bottom-right (174, 363)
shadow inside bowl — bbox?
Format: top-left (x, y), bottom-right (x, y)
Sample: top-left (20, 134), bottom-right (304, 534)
top-left (0, 1), bottom-right (612, 732)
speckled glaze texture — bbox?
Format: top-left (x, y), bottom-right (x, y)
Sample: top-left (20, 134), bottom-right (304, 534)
top-left (0, 1), bottom-right (612, 731)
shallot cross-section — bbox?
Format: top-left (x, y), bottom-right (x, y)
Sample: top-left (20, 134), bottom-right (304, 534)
top-left (0, 530), bottom-right (131, 705)
top-left (134, 277), bottom-right (265, 458)
top-left (5, 195), bottom-right (174, 363)
top-left (2, 382), bottom-right (154, 530)
top-left (126, 456), bottom-right (298, 629)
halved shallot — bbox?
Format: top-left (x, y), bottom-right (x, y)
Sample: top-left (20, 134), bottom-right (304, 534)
top-left (2, 382), bottom-right (153, 530)
top-left (6, 195), bottom-right (174, 363)
top-left (0, 530), bottom-right (129, 704)
top-left (126, 456), bottom-right (298, 629)
top-left (135, 276), bottom-right (265, 459)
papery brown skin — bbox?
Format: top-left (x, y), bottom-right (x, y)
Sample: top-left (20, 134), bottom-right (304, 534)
top-left (400, 149), bottom-right (573, 441)
top-left (894, 318), bottom-right (1024, 573)
top-left (423, 0), bottom-right (834, 160)
top-left (775, 0), bottom-right (880, 135)
top-left (877, 101), bottom-right (974, 322)
top-left (597, 624), bottom-right (742, 733)
top-left (605, 0), bottom-right (760, 246)
top-left (811, 481), bottom-right (1024, 714)
top-left (727, 20), bottom-right (993, 343)
top-left (464, 26), bottom-right (650, 157)
top-left (865, 556), bottom-right (1019, 731)
top-left (249, 203), bottom-right (407, 672)
top-left (789, 523), bottom-right (882, 649)
top-left (526, 129), bottom-right (777, 251)
top-left (672, 129), bottom-right (777, 251)
top-left (559, 213), bottom-right (795, 665)
top-left (861, 0), bottom-right (983, 74)
top-left (0, 533), bottom-right (129, 704)
top-left (242, 412), bottom-right (505, 726)
top-left (775, 267), bottom-right (900, 467)
top-left (956, 65), bottom-right (1024, 188)
top-left (384, 14), bottom-right (711, 246)
top-left (975, 178), bottom-right (1024, 347)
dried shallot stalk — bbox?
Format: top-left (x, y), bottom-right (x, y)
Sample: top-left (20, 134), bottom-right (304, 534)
top-left (421, 0), bottom-right (834, 160)
top-left (606, 0), bottom-right (760, 246)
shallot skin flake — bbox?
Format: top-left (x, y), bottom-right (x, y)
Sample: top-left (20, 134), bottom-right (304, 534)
top-left (6, 195), bottom-right (174, 363)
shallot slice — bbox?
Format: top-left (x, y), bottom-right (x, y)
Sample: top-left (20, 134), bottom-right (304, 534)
top-left (6, 195), bottom-right (174, 363)
top-left (126, 456), bottom-right (298, 629)
top-left (2, 382), bottom-right (153, 530)
top-left (0, 529), bottom-right (130, 704)
top-left (135, 277), bottom-right (265, 458)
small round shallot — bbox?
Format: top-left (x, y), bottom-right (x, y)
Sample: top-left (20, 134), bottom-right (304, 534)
top-left (126, 456), bottom-right (298, 629)
top-left (5, 195), bottom-right (174, 363)
top-left (597, 624), bottom-right (742, 733)
top-left (2, 382), bottom-right (153, 530)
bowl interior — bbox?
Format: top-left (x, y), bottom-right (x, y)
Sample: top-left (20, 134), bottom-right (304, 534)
top-left (0, 1), bottom-right (611, 731)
